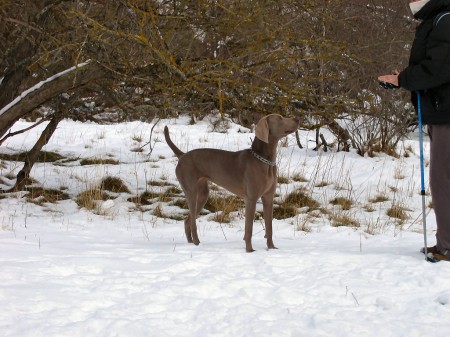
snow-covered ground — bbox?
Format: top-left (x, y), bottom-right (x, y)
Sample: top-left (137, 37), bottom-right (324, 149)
top-left (1, 116), bottom-right (449, 337)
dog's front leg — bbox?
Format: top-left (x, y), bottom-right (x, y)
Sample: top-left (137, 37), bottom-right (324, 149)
top-left (243, 197), bottom-right (258, 252)
top-left (262, 193), bottom-right (277, 250)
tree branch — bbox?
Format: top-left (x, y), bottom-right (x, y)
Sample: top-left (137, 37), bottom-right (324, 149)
top-left (0, 63), bottom-right (104, 138)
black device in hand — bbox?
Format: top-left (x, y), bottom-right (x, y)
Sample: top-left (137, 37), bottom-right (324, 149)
top-left (378, 81), bottom-right (400, 90)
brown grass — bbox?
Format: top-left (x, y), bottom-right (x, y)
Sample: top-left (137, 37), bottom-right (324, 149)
top-left (101, 176), bottom-right (130, 193)
top-left (386, 204), bottom-right (409, 221)
top-left (369, 194), bottom-right (389, 203)
top-left (273, 204), bottom-right (298, 219)
top-left (148, 180), bottom-right (174, 187)
top-left (292, 173), bottom-right (309, 183)
top-left (127, 191), bottom-right (159, 205)
top-left (284, 188), bottom-right (320, 211)
top-left (277, 175), bottom-right (290, 184)
top-left (315, 181), bottom-right (330, 188)
top-left (330, 214), bottom-right (360, 228)
top-left (0, 151), bottom-right (64, 163)
top-left (25, 187), bottom-right (70, 205)
top-left (204, 194), bottom-right (244, 214)
top-left (330, 197), bottom-right (353, 210)
top-left (80, 158), bottom-right (119, 166)
top-left (203, 194), bottom-right (244, 223)
top-left (272, 188), bottom-right (321, 219)
top-left (76, 187), bottom-right (111, 210)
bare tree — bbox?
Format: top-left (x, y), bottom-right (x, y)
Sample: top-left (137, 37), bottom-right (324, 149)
top-left (0, 0), bottom-right (419, 190)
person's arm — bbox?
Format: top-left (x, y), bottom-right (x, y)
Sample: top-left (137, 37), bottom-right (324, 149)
top-left (399, 15), bottom-right (450, 91)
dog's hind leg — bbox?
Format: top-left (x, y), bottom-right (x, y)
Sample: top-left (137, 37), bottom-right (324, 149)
top-left (182, 194), bottom-right (200, 245)
top-left (178, 180), bottom-right (197, 244)
top-left (181, 177), bottom-right (209, 245)
top-left (195, 178), bottom-right (210, 214)
top-left (183, 215), bottom-right (194, 243)
top-left (191, 178), bottom-right (209, 245)
top-left (183, 201), bottom-right (199, 245)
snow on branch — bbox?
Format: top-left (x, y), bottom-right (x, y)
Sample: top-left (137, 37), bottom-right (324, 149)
top-left (0, 61), bottom-right (91, 117)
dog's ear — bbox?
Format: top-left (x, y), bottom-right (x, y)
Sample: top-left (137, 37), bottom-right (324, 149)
top-left (255, 116), bottom-right (269, 143)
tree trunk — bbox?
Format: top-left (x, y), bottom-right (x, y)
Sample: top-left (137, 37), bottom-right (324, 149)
top-left (0, 1), bottom-right (70, 110)
top-left (11, 115), bottom-right (62, 192)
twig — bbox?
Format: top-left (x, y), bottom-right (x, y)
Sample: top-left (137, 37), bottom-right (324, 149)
top-left (140, 118), bottom-right (161, 156)
top-left (295, 130), bottom-right (303, 149)
top-left (0, 117), bottom-right (50, 145)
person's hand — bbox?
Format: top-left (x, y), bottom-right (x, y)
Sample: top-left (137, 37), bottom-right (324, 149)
top-left (378, 70), bottom-right (400, 89)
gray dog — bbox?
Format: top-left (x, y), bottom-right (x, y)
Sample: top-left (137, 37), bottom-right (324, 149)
top-left (164, 114), bottom-right (300, 252)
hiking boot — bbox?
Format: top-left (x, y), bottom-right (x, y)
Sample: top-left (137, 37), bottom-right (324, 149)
top-left (420, 245), bottom-right (439, 255)
top-left (432, 252), bottom-right (450, 262)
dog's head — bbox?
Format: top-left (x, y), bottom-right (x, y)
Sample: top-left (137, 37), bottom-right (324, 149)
top-left (255, 114), bottom-right (300, 143)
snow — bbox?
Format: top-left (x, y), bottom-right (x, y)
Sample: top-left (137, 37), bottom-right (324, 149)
top-left (1, 116), bottom-right (450, 337)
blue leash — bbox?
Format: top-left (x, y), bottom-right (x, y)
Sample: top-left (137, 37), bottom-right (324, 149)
top-left (417, 92), bottom-right (429, 260)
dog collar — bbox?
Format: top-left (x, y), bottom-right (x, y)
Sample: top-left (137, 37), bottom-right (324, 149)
top-left (250, 149), bottom-right (276, 166)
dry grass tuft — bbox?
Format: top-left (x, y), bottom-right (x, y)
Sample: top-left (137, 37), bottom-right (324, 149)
top-left (386, 203), bottom-right (409, 221)
top-left (101, 176), bottom-right (130, 193)
top-left (80, 158), bottom-right (119, 166)
top-left (369, 194), bottom-right (389, 203)
top-left (210, 211), bottom-right (232, 223)
top-left (148, 180), bottom-right (174, 187)
top-left (273, 204), bottom-right (298, 219)
top-left (284, 188), bottom-right (320, 211)
top-left (152, 204), bottom-right (165, 217)
top-left (202, 193), bottom-right (244, 223)
top-left (204, 194), bottom-right (244, 214)
top-left (273, 188), bottom-right (320, 219)
top-left (277, 175), bottom-right (290, 184)
top-left (292, 173), bottom-right (309, 183)
top-left (172, 198), bottom-right (188, 209)
top-left (0, 151), bottom-right (64, 163)
top-left (25, 187), bottom-right (70, 205)
top-left (76, 187), bottom-right (111, 210)
top-left (127, 191), bottom-right (159, 205)
top-left (330, 213), bottom-right (360, 228)
top-left (295, 216), bottom-right (313, 232)
top-left (330, 197), bottom-right (353, 210)
top-left (315, 181), bottom-right (330, 188)
top-left (128, 183), bottom-right (182, 206)
top-left (157, 186), bottom-right (183, 203)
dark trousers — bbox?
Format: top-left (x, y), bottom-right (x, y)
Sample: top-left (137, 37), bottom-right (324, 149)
top-left (428, 124), bottom-right (450, 251)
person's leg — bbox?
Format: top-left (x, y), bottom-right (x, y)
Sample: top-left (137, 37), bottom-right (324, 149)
top-left (428, 124), bottom-right (450, 256)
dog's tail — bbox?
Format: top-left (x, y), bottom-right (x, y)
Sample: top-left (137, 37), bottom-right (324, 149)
top-left (164, 126), bottom-right (184, 158)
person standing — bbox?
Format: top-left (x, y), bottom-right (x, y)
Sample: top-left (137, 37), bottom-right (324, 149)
top-left (378, 0), bottom-right (450, 262)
